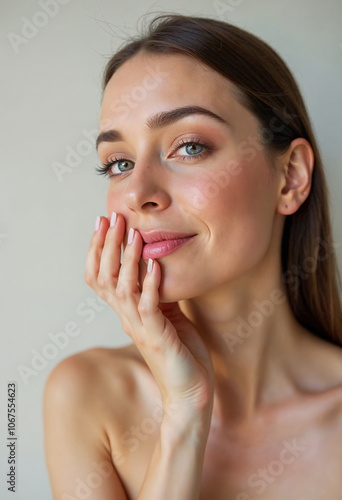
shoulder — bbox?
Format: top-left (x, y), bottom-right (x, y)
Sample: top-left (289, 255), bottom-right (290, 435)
top-left (43, 344), bottom-right (156, 426)
top-left (43, 347), bottom-right (137, 500)
top-left (44, 344), bottom-right (139, 398)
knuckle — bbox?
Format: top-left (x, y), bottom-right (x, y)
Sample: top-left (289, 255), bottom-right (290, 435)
top-left (121, 318), bottom-right (131, 334)
top-left (104, 227), bottom-right (116, 243)
top-left (150, 342), bottom-right (162, 354)
top-left (97, 273), bottom-right (116, 290)
top-left (97, 273), bottom-right (108, 288)
top-left (138, 300), bottom-right (151, 315)
top-left (121, 252), bottom-right (131, 267)
top-left (142, 280), bottom-right (154, 293)
top-left (84, 271), bottom-right (94, 286)
top-left (116, 285), bottom-right (127, 300)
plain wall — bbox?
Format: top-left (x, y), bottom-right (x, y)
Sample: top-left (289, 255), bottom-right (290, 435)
top-left (0, 0), bottom-right (341, 498)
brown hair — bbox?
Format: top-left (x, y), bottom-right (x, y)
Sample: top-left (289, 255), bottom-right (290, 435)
top-left (101, 13), bottom-right (342, 346)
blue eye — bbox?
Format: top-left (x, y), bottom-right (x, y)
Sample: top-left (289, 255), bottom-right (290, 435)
top-left (178, 142), bottom-right (204, 156)
top-left (95, 157), bottom-right (134, 178)
top-left (110, 158), bottom-right (134, 175)
top-left (95, 139), bottom-right (212, 179)
top-left (170, 138), bottom-right (212, 162)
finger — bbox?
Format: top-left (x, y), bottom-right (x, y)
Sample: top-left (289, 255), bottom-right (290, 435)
top-left (97, 213), bottom-right (125, 290)
top-left (137, 258), bottom-right (170, 344)
top-left (84, 215), bottom-right (110, 289)
top-left (114, 227), bottom-right (146, 337)
top-left (116, 227), bottom-right (144, 308)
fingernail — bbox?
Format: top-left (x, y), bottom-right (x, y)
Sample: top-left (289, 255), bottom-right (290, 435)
top-left (128, 227), bottom-right (135, 245)
top-left (95, 216), bottom-right (100, 231)
top-left (147, 258), bottom-right (154, 273)
top-left (110, 212), bottom-right (117, 227)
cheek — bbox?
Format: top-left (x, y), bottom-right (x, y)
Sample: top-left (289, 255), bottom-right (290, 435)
top-left (205, 158), bottom-right (277, 261)
top-left (106, 189), bottom-right (119, 216)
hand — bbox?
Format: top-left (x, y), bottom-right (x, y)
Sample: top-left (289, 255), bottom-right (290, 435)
top-left (84, 214), bottom-right (214, 416)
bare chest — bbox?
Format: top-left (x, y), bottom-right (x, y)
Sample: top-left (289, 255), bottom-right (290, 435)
top-left (199, 419), bottom-right (342, 500)
top-left (108, 400), bottom-right (342, 500)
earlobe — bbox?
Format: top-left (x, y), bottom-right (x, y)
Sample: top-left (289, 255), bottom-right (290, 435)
top-left (277, 138), bottom-right (314, 215)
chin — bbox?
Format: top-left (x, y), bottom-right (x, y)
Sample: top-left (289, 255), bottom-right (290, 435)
top-left (137, 262), bottom-right (183, 302)
top-left (159, 275), bottom-right (201, 303)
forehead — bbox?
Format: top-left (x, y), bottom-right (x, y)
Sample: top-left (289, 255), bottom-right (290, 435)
top-left (99, 52), bottom-right (242, 129)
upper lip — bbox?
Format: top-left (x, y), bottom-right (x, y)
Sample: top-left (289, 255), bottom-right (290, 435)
top-left (137, 229), bottom-right (197, 244)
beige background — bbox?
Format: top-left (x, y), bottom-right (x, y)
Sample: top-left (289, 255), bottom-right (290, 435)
top-left (0, 0), bottom-right (341, 498)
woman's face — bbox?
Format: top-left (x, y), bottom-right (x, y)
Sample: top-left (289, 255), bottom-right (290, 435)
top-left (97, 52), bottom-right (283, 302)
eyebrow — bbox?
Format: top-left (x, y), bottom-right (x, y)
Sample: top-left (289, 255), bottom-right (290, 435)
top-left (96, 105), bottom-right (229, 150)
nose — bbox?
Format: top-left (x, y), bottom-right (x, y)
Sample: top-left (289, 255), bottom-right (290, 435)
top-left (123, 156), bottom-right (171, 212)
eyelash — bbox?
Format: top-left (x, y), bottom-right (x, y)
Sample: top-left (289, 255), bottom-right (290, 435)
top-left (95, 138), bottom-right (213, 179)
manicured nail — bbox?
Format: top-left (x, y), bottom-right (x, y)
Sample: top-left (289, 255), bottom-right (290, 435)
top-left (147, 258), bottom-right (154, 273)
top-left (128, 227), bottom-right (135, 245)
top-left (95, 216), bottom-right (100, 231)
top-left (110, 212), bottom-right (117, 227)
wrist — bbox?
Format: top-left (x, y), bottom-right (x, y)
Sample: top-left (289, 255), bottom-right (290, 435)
top-left (160, 404), bottom-right (213, 447)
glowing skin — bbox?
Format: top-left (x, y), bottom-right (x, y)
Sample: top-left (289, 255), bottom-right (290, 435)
top-left (44, 52), bottom-right (342, 500)
top-left (96, 51), bottom-right (334, 428)
top-left (99, 53), bottom-right (286, 306)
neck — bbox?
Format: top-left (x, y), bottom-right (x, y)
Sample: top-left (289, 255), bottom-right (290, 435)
top-left (178, 270), bottom-right (305, 428)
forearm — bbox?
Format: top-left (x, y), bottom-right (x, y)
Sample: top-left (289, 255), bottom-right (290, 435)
top-left (137, 412), bottom-right (211, 500)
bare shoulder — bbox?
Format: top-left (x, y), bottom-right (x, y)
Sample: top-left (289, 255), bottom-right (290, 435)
top-left (44, 344), bottom-right (159, 429)
top-left (44, 343), bottom-right (144, 396)
top-left (43, 346), bottom-right (143, 499)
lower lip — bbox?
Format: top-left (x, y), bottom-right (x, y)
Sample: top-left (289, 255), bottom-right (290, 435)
top-left (142, 236), bottom-right (196, 260)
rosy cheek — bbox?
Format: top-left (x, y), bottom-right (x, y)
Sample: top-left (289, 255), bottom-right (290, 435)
top-left (106, 190), bottom-right (118, 216)
top-left (185, 161), bottom-right (245, 214)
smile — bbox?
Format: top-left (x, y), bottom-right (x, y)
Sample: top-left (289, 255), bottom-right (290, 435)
top-left (142, 235), bottom-right (196, 260)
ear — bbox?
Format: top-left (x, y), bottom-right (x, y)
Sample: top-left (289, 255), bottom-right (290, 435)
top-left (276, 138), bottom-right (314, 215)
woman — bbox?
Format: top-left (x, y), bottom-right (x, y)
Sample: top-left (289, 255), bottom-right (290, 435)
top-left (43, 13), bottom-right (342, 499)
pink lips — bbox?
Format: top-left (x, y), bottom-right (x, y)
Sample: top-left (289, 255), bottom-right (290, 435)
top-left (142, 236), bottom-right (196, 259)
top-left (129, 229), bottom-right (197, 260)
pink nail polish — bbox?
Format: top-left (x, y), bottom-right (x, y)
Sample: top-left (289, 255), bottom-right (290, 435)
top-left (147, 258), bottom-right (154, 273)
top-left (95, 216), bottom-right (100, 231)
top-left (128, 227), bottom-right (135, 244)
top-left (110, 212), bottom-right (117, 227)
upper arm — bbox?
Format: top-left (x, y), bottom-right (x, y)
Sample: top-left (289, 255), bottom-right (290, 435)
top-left (43, 351), bottom-right (128, 500)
